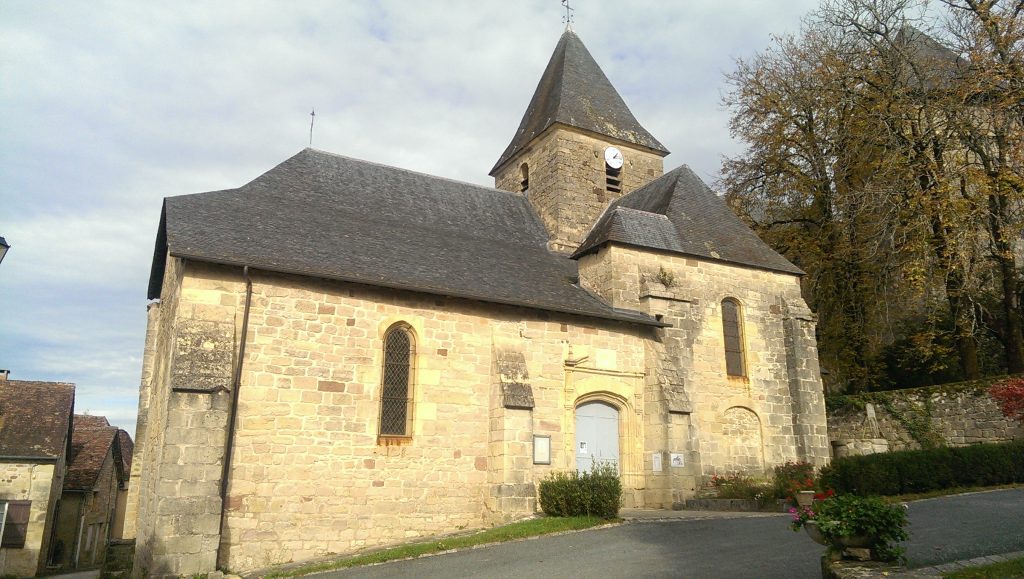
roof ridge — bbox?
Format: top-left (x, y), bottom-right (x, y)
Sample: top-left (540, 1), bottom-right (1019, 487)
top-left (611, 206), bottom-right (672, 219)
top-left (302, 148), bottom-right (526, 200)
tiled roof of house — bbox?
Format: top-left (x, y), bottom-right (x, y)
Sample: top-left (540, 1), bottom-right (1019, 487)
top-left (0, 380), bottom-right (74, 460)
top-left (117, 430), bottom-right (133, 476)
top-left (573, 165), bottom-right (804, 276)
top-left (74, 415), bottom-right (110, 429)
top-left (490, 29), bottom-right (668, 175)
top-left (65, 414), bottom-right (123, 491)
top-left (149, 148), bottom-right (664, 328)
top-left (65, 414), bottom-right (133, 491)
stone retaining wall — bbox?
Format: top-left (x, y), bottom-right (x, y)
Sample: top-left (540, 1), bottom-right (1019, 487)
top-left (827, 379), bottom-right (1024, 454)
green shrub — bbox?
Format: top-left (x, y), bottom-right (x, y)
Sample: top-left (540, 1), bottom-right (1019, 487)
top-left (538, 463), bottom-right (622, 519)
top-left (708, 473), bottom-right (773, 502)
top-left (820, 439), bottom-right (1024, 495)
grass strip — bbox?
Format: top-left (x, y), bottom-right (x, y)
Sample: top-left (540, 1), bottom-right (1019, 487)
top-left (263, 516), bottom-right (612, 578)
top-left (943, 555), bottom-right (1024, 578)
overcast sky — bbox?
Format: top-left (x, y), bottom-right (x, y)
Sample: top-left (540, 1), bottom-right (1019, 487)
top-left (0, 1), bottom-right (821, 438)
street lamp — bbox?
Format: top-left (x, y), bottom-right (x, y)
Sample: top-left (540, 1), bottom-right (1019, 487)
top-left (0, 236), bottom-right (9, 266)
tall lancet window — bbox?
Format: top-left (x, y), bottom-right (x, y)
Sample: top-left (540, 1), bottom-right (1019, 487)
top-left (379, 324), bottom-right (415, 436)
top-left (721, 298), bottom-right (746, 377)
top-left (520, 163), bottom-right (530, 192)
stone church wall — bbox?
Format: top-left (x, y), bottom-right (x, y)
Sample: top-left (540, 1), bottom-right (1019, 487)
top-left (579, 244), bottom-right (831, 496)
top-left (827, 381), bottom-right (1024, 453)
top-left (493, 126), bottom-right (664, 253)
top-left (134, 258), bottom-right (654, 575)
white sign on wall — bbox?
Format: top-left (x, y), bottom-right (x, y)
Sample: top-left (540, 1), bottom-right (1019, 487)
top-left (670, 453), bottom-right (685, 468)
top-left (652, 452), bottom-right (663, 472)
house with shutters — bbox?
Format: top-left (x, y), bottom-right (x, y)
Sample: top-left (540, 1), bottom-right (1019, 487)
top-left (0, 376), bottom-right (75, 577)
top-left (129, 28), bottom-right (831, 576)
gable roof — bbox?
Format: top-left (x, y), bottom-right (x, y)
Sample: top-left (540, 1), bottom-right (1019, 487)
top-left (0, 380), bottom-right (75, 460)
top-left (149, 148), bottom-right (663, 327)
top-left (65, 423), bottom-right (118, 491)
top-left (64, 414), bottom-right (133, 491)
top-left (573, 165), bottom-right (804, 276)
top-left (490, 29), bottom-right (668, 175)
top-left (117, 429), bottom-right (134, 477)
top-left (893, 26), bottom-right (963, 92)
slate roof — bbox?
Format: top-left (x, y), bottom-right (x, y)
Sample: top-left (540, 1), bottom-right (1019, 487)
top-left (149, 148), bottom-right (664, 327)
top-left (490, 29), bottom-right (668, 175)
top-left (0, 380), bottom-right (74, 460)
top-left (573, 165), bottom-right (804, 276)
top-left (893, 26), bottom-right (963, 92)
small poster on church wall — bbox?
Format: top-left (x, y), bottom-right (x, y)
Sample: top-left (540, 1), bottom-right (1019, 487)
top-left (652, 452), bottom-right (662, 472)
top-left (533, 435), bottom-right (551, 465)
top-left (670, 453), bottom-right (685, 468)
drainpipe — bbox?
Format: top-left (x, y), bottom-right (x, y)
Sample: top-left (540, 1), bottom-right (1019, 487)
top-left (216, 265), bottom-right (253, 569)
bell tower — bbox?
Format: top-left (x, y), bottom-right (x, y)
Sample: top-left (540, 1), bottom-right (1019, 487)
top-left (490, 30), bottom-right (669, 253)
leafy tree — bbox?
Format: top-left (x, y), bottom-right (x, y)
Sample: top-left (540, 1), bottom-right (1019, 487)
top-left (723, 0), bottom-right (1024, 391)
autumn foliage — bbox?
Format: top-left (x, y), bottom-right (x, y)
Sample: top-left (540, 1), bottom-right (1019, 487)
top-left (989, 377), bottom-right (1024, 423)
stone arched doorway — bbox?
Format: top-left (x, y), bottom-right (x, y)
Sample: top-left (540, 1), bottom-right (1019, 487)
top-left (575, 401), bottom-right (620, 472)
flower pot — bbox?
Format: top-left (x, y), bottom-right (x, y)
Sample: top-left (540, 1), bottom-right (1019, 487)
top-left (803, 520), bottom-right (828, 546)
top-left (803, 521), bottom-right (875, 549)
top-left (836, 534), bottom-right (875, 549)
top-left (796, 490), bottom-right (816, 508)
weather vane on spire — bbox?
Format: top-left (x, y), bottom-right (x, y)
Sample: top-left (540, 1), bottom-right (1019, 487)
top-left (309, 108), bottom-right (316, 146)
top-left (561, 0), bottom-right (574, 28)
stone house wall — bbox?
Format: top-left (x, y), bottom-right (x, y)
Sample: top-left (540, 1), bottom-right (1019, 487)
top-left (827, 383), bottom-right (1024, 453)
top-left (80, 449), bottom-right (121, 567)
top-left (49, 492), bottom-right (82, 570)
top-left (0, 461), bottom-right (61, 577)
top-left (493, 125), bottom-right (664, 253)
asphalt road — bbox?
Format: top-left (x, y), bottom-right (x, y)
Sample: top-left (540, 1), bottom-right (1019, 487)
top-left (314, 489), bottom-right (1024, 579)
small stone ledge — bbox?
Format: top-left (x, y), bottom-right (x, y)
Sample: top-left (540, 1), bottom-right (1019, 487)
top-left (673, 498), bottom-right (789, 513)
top-left (821, 558), bottom-right (916, 579)
top-left (639, 288), bottom-right (694, 303)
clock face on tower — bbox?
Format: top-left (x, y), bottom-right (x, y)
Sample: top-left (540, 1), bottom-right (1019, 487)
top-left (604, 146), bottom-right (624, 169)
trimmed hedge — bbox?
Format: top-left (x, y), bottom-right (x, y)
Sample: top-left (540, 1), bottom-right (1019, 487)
top-left (538, 463), bottom-right (622, 518)
top-left (820, 439), bottom-right (1024, 495)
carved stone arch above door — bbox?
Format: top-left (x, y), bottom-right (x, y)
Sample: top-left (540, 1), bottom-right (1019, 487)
top-left (563, 366), bottom-right (645, 496)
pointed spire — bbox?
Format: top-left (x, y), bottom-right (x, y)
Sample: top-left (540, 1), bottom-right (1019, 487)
top-left (490, 30), bottom-right (668, 176)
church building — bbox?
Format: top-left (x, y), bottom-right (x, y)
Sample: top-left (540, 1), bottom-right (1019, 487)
top-left (129, 29), bottom-right (830, 577)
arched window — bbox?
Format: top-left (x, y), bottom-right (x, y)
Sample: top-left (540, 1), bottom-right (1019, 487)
top-left (379, 324), bottom-right (414, 436)
top-left (721, 298), bottom-right (746, 377)
top-left (520, 163), bottom-right (530, 192)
